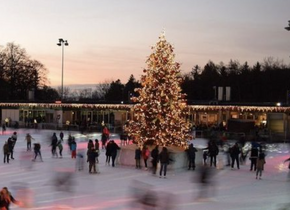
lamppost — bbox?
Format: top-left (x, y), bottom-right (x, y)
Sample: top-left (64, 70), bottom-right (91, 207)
top-left (57, 38), bottom-right (69, 100)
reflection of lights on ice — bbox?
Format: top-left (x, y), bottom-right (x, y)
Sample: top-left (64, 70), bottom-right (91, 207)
top-left (54, 205), bottom-right (73, 210)
top-left (277, 163), bottom-right (288, 172)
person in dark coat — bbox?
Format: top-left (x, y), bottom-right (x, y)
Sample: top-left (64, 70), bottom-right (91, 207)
top-left (230, 143), bottom-right (240, 169)
top-left (33, 142), bottom-right (43, 161)
top-left (159, 147), bottom-right (170, 178)
top-left (249, 142), bottom-right (259, 171)
top-left (0, 187), bottom-right (22, 210)
top-left (186, 143), bottom-right (198, 170)
top-left (67, 134), bottom-right (73, 152)
top-left (87, 148), bottom-right (98, 173)
top-left (105, 141), bottom-right (112, 165)
top-left (51, 133), bottom-right (58, 158)
top-left (59, 131), bottom-right (64, 142)
top-left (151, 145), bottom-right (159, 175)
top-left (7, 137), bottom-right (15, 160)
top-left (3, 141), bottom-right (10, 164)
top-left (135, 146), bottom-right (142, 169)
top-left (203, 140), bottom-right (219, 167)
top-left (110, 140), bottom-right (120, 167)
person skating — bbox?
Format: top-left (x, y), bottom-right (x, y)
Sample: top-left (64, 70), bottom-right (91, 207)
top-left (159, 147), bottom-right (170, 178)
top-left (67, 134), bottom-right (73, 153)
top-left (3, 141), bottom-right (10, 164)
top-left (25, 133), bottom-right (34, 151)
top-left (256, 151), bottom-right (266, 179)
top-left (101, 125), bottom-right (110, 150)
top-left (87, 139), bottom-right (94, 150)
top-left (205, 140), bottom-right (219, 167)
top-left (105, 141), bottom-right (112, 165)
top-left (7, 138), bottom-right (15, 160)
top-left (110, 140), bottom-right (120, 167)
top-left (186, 143), bottom-right (198, 170)
top-left (59, 131), bottom-right (64, 142)
top-left (0, 187), bottom-right (22, 210)
top-left (142, 146), bottom-right (150, 170)
top-left (95, 139), bottom-right (100, 163)
top-left (71, 138), bottom-right (77, 159)
top-left (87, 147), bottom-right (98, 174)
top-left (135, 146), bottom-right (142, 169)
top-left (249, 142), bottom-right (259, 171)
top-left (230, 143), bottom-right (240, 169)
top-left (151, 145), bottom-right (159, 175)
top-left (33, 142), bottom-right (43, 161)
top-left (51, 133), bottom-right (58, 158)
top-left (11, 132), bottom-right (17, 145)
top-left (57, 140), bottom-right (63, 158)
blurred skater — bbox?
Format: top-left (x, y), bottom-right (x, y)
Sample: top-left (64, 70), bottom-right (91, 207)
top-left (230, 143), bottom-right (240, 169)
top-left (110, 140), bottom-right (120, 167)
top-left (196, 164), bottom-right (216, 201)
top-left (7, 137), bottom-right (15, 160)
top-left (51, 133), bottom-right (58, 158)
top-left (71, 138), bottom-right (77, 159)
top-left (87, 148), bottom-right (98, 174)
top-left (186, 143), bottom-right (198, 170)
top-left (101, 125), bottom-right (109, 150)
top-left (159, 147), bottom-right (169, 178)
top-left (25, 133), bottom-right (34, 151)
top-left (57, 139), bottom-right (63, 158)
top-left (256, 151), bottom-right (266, 179)
top-left (33, 142), bottom-right (43, 162)
top-left (105, 141), bottom-right (112, 165)
top-left (76, 149), bottom-right (85, 171)
top-left (142, 146), bottom-right (150, 170)
top-left (3, 141), bottom-right (10, 164)
top-left (95, 139), bottom-right (99, 163)
top-left (135, 146), bottom-right (142, 169)
top-left (151, 146), bottom-right (159, 175)
top-left (249, 141), bottom-right (260, 171)
top-left (0, 187), bottom-right (22, 210)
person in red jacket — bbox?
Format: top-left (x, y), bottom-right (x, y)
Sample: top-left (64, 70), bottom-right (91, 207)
top-left (142, 146), bottom-right (150, 170)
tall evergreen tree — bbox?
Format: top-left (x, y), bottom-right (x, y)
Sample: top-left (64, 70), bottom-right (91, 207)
top-left (126, 33), bottom-right (192, 148)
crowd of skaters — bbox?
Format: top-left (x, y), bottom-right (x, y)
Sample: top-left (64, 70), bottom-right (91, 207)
top-left (2, 126), bottom-right (290, 207)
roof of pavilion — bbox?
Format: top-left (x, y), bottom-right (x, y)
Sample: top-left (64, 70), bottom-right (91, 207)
top-left (0, 102), bottom-right (289, 113)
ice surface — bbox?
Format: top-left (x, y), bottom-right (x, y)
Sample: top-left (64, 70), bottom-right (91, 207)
top-left (0, 128), bottom-right (290, 210)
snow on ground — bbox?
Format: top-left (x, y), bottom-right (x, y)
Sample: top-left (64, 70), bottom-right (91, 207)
top-left (0, 128), bottom-right (290, 210)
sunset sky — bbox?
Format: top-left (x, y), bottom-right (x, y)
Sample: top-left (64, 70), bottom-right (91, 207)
top-left (0, 0), bottom-right (290, 88)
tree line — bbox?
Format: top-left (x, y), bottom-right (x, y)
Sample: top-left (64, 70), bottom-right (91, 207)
top-left (1, 42), bottom-right (290, 104)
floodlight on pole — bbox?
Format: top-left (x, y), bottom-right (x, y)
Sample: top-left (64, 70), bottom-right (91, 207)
top-left (57, 38), bottom-right (69, 100)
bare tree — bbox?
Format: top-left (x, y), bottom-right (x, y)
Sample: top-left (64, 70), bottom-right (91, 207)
top-left (79, 88), bottom-right (92, 99)
top-left (92, 79), bottom-right (112, 100)
top-left (57, 86), bottom-right (71, 100)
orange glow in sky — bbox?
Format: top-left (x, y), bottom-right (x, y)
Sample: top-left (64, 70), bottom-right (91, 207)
top-left (0, 0), bottom-right (290, 87)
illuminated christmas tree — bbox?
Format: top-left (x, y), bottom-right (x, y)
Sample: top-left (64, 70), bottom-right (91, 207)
top-left (126, 33), bottom-right (192, 148)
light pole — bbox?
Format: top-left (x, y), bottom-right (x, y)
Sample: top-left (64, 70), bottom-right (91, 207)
top-left (57, 38), bottom-right (69, 100)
